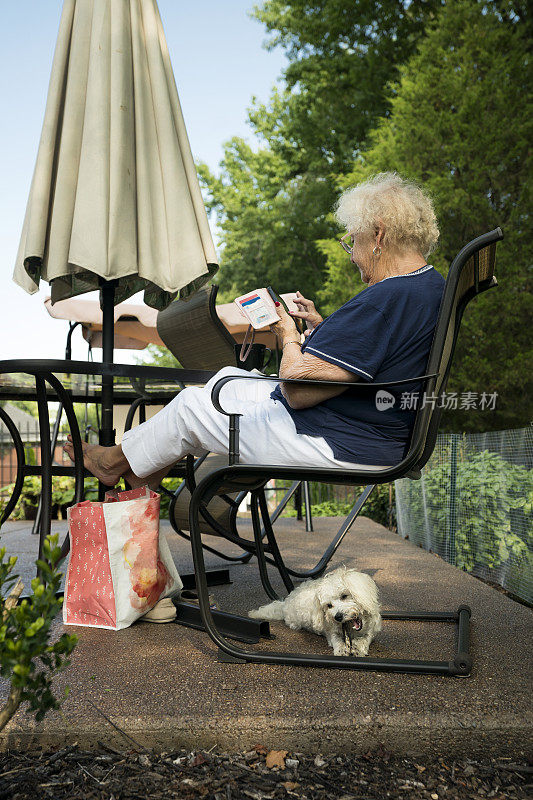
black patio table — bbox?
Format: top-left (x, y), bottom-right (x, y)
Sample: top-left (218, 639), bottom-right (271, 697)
top-left (0, 358), bottom-right (214, 556)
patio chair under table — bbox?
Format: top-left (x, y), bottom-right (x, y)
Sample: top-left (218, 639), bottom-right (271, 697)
top-left (186, 228), bottom-right (503, 676)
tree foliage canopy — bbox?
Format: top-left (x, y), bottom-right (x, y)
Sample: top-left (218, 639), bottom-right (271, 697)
top-left (318, 0), bottom-right (532, 430)
top-left (197, 0), bottom-right (531, 430)
top-left (201, 0), bottom-right (441, 300)
top-left (251, 0), bottom-right (445, 172)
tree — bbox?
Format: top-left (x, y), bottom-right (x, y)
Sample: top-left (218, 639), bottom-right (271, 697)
top-left (199, 140), bottom-right (337, 300)
top-left (0, 400), bottom-right (39, 417)
top-left (138, 344), bottom-right (180, 369)
top-left (251, 0), bottom-right (444, 173)
top-left (202, 1), bottom-right (442, 300)
top-left (318, 0), bottom-right (532, 431)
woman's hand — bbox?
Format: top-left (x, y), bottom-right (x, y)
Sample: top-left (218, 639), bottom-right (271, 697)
top-left (270, 302), bottom-right (301, 344)
top-left (290, 291), bottom-right (323, 332)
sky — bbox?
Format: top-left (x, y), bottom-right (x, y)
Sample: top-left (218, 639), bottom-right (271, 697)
top-left (0, 0), bottom-right (287, 363)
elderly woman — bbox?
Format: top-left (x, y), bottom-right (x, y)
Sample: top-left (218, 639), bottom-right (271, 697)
top-left (65, 172), bottom-right (444, 486)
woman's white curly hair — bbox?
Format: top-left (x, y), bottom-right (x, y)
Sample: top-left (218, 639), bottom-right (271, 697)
top-left (335, 172), bottom-right (439, 258)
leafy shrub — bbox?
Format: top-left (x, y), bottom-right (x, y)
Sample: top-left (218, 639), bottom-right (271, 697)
top-left (0, 535), bottom-right (77, 732)
top-left (0, 477), bottom-right (100, 521)
top-left (283, 500), bottom-right (353, 519)
top-left (396, 447), bottom-right (533, 597)
top-left (158, 477), bottom-right (184, 519)
top-left (1, 475), bottom-right (184, 521)
top-left (281, 483), bottom-right (396, 529)
top-left (362, 484), bottom-right (396, 529)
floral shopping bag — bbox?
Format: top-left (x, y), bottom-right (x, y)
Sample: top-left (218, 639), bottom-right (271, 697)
top-left (64, 486), bottom-right (182, 630)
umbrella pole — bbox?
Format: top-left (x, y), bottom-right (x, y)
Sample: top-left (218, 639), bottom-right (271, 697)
top-left (99, 279), bottom-right (118, 449)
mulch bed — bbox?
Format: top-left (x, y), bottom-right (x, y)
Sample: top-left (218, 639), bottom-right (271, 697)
top-left (0, 744), bottom-right (531, 799)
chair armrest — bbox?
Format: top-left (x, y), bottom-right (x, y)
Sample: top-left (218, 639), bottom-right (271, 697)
top-left (210, 371), bottom-right (439, 416)
top-left (210, 370), bottom-right (439, 465)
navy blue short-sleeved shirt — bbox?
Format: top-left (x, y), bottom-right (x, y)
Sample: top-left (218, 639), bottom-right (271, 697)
top-left (271, 265), bottom-right (445, 465)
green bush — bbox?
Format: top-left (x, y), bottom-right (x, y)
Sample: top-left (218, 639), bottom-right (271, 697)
top-left (283, 499), bottom-right (353, 519)
top-left (158, 477), bottom-right (184, 519)
top-left (6, 477), bottom-right (42, 520)
top-left (281, 483), bottom-right (396, 529)
top-left (1, 475), bottom-right (184, 521)
top-left (0, 477), bottom-right (100, 521)
top-left (0, 535), bottom-right (77, 732)
top-left (397, 447), bottom-right (533, 595)
top-left (362, 484), bottom-right (396, 529)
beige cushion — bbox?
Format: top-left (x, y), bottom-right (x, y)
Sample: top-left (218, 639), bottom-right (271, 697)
top-left (172, 454), bottom-right (237, 536)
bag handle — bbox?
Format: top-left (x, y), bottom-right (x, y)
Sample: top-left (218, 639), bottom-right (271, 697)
top-left (239, 324), bottom-right (255, 362)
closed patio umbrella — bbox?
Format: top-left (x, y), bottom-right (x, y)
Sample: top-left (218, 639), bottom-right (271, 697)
top-left (13, 0), bottom-right (218, 445)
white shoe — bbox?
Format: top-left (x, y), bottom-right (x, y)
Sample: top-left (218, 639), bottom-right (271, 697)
top-left (141, 597), bottom-right (177, 623)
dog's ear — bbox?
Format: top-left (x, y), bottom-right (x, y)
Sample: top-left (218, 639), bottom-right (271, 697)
top-left (311, 595), bottom-right (326, 631)
top-left (321, 566), bottom-right (345, 589)
top-left (309, 590), bottom-right (327, 630)
top-left (344, 571), bottom-right (380, 613)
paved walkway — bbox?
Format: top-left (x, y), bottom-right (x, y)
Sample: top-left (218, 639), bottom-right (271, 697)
top-left (0, 516), bottom-right (531, 757)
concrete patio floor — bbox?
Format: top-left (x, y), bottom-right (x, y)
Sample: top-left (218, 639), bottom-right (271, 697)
top-left (0, 515), bottom-right (531, 757)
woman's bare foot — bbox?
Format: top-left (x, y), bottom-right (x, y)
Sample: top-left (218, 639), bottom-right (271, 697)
top-left (63, 436), bottom-right (130, 486)
top-left (123, 466), bottom-right (172, 491)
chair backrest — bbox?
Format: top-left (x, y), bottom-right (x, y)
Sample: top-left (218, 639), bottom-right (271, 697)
top-left (156, 285), bottom-right (237, 370)
top-left (406, 228), bottom-right (503, 473)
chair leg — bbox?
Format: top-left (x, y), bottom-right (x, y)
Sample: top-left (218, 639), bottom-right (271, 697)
top-left (283, 484), bottom-right (377, 579)
top-left (171, 525), bottom-right (254, 564)
top-left (180, 480), bottom-right (376, 603)
top-left (35, 376), bottom-right (52, 573)
top-left (256, 484), bottom-right (377, 581)
top-left (266, 480), bottom-right (301, 526)
top-left (217, 483), bottom-right (377, 585)
top-left (188, 481), bottom-right (472, 675)
top-left (257, 490), bottom-right (294, 594)
top-left (188, 477), bottom-right (334, 581)
top-left (250, 492), bottom-right (280, 601)
top-left (167, 489), bottom-right (254, 564)
top-left (165, 452), bottom-right (255, 564)
top-left (195, 500), bottom-right (258, 561)
top-left (184, 480), bottom-right (375, 592)
top-left (303, 481), bottom-right (313, 532)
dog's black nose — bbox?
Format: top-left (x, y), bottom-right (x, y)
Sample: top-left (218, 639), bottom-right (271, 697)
top-left (334, 612), bottom-right (343, 622)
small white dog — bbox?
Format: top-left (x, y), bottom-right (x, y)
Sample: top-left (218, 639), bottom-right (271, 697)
top-left (249, 566), bottom-right (381, 657)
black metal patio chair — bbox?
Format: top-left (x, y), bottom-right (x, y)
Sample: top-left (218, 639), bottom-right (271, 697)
top-left (155, 285), bottom-right (254, 561)
top-left (156, 284), bottom-right (237, 370)
top-left (186, 227), bottom-right (503, 676)
top-left (155, 284), bottom-right (314, 562)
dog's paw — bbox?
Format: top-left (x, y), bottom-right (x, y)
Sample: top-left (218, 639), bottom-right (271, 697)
top-left (350, 641), bottom-right (370, 657)
top-left (332, 642), bottom-right (351, 657)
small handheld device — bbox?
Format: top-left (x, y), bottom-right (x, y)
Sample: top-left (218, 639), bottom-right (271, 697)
top-left (234, 288), bottom-right (280, 329)
top-left (266, 286), bottom-right (303, 332)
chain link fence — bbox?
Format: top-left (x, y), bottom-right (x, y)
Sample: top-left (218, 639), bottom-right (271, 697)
top-left (395, 427), bottom-right (533, 605)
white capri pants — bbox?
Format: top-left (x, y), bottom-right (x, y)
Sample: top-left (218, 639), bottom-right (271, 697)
top-left (121, 367), bottom-right (387, 478)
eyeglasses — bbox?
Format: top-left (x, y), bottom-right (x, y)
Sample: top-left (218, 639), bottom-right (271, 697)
top-left (339, 232), bottom-right (355, 254)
